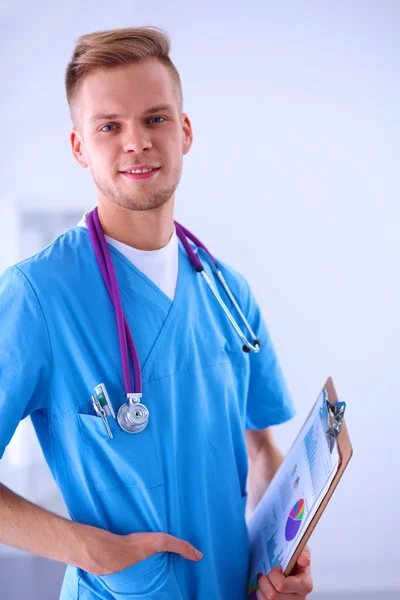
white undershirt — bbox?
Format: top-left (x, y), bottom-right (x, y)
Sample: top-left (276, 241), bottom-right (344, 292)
top-left (77, 211), bottom-right (178, 301)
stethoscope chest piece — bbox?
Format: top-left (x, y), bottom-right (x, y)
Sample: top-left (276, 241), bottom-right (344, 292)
top-left (117, 393), bottom-right (149, 434)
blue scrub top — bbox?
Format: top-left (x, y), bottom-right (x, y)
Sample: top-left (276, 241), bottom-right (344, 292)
top-left (0, 225), bottom-right (295, 600)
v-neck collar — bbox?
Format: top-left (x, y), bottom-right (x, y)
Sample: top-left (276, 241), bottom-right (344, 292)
top-left (108, 236), bottom-right (189, 309)
top-left (77, 225), bottom-right (185, 307)
top-left (139, 241), bottom-right (191, 381)
top-left (108, 243), bottom-right (174, 307)
top-left (76, 225), bottom-right (193, 381)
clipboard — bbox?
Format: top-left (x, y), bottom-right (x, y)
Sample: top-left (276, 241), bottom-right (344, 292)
top-left (248, 377), bottom-right (353, 598)
top-left (283, 376), bottom-right (353, 575)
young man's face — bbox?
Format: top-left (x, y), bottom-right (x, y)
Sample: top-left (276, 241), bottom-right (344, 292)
top-left (71, 58), bottom-right (192, 212)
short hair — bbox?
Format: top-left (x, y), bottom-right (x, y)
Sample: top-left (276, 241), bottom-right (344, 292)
top-left (65, 26), bottom-right (183, 129)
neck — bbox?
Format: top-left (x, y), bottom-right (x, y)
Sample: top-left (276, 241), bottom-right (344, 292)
top-left (97, 198), bottom-right (175, 251)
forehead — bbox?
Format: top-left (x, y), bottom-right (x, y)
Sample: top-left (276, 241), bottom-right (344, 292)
top-left (79, 59), bottom-right (177, 121)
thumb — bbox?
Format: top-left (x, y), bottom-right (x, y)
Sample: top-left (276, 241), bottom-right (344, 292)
top-left (297, 545), bottom-right (311, 568)
top-left (156, 533), bottom-right (203, 562)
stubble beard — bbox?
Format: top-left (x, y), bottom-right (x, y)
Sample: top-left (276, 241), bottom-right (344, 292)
top-left (93, 168), bottom-right (182, 212)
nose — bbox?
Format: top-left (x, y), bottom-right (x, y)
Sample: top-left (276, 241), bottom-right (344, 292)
top-left (122, 124), bottom-right (152, 153)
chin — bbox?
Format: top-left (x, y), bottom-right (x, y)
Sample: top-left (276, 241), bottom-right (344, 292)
top-left (111, 195), bottom-right (169, 212)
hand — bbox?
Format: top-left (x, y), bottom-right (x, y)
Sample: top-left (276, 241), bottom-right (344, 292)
top-left (79, 526), bottom-right (203, 576)
top-left (256, 545), bottom-right (313, 599)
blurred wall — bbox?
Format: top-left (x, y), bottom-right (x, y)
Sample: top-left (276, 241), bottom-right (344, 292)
top-left (0, 0), bottom-right (399, 594)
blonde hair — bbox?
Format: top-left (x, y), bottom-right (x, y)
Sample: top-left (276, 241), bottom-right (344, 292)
top-left (65, 26), bottom-right (183, 128)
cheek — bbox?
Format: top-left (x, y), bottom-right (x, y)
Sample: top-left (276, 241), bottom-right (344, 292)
top-left (159, 129), bottom-right (182, 155)
top-left (89, 144), bottom-right (118, 171)
top-left (166, 141), bottom-right (183, 165)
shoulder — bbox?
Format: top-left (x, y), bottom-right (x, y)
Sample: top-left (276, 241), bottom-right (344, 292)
top-left (6, 226), bottom-right (91, 290)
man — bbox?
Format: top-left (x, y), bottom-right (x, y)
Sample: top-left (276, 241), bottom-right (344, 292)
top-left (0, 26), bottom-right (313, 599)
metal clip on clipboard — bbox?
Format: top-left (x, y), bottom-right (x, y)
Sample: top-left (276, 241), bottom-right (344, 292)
top-left (324, 389), bottom-right (346, 453)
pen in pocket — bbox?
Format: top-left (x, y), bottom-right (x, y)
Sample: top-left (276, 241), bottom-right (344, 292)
top-left (91, 394), bottom-right (113, 439)
top-left (94, 383), bottom-right (116, 418)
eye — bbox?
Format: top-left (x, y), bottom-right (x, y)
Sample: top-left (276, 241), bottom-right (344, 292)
top-left (148, 116), bottom-right (166, 124)
top-left (100, 124), bottom-right (117, 132)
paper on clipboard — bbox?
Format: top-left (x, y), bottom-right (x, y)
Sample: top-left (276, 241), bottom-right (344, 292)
top-left (246, 388), bottom-right (342, 596)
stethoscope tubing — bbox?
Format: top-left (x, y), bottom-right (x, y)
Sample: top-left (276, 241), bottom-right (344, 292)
top-left (175, 221), bottom-right (260, 353)
top-left (87, 208), bottom-right (261, 402)
top-left (87, 209), bottom-right (142, 395)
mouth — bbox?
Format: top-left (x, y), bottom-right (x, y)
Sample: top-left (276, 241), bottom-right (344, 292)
top-left (120, 167), bottom-right (161, 181)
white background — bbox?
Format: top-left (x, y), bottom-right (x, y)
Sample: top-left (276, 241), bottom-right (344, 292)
top-left (0, 1), bottom-right (399, 594)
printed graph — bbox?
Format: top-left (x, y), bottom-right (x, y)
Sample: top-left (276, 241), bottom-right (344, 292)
top-left (285, 499), bottom-right (305, 542)
top-left (304, 427), bottom-right (317, 473)
top-left (303, 423), bottom-right (322, 495)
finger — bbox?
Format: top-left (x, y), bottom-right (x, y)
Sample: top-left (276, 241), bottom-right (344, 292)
top-left (258, 573), bottom-right (300, 599)
top-left (153, 533), bottom-right (203, 562)
top-left (256, 587), bottom-right (268, 600)
top-left (268, 565), bottom-right (313, 595)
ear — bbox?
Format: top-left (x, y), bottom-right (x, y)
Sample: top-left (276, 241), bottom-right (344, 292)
top-left (181, 113), bottom-right (193, 156)
top-left (70, 128), bottom-right (89, 169)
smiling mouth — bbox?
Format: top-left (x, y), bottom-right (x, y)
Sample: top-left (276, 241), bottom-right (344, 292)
top-left (121, 167), bottom-right (160, 173)
top-left (120, 168), bottom-right (161, 180)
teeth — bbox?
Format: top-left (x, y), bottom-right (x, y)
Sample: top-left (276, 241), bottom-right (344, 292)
top-left (126, 168), bottom-right (154, 173)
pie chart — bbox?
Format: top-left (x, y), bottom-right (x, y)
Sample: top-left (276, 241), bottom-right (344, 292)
top-left (285, 499), bottom-right (305, 542)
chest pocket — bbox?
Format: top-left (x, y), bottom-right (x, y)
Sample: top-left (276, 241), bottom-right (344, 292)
top-left (78, 412), bottom-right (164, 493)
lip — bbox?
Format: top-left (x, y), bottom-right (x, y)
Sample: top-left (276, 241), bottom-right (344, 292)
top-left (120, 167), bottom-right (160, 181)
top-left (120, 164), bottom-right (160, 172)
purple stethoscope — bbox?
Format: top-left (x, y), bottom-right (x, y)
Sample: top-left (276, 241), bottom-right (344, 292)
top-left (87, 207), bottom-right (260, 434)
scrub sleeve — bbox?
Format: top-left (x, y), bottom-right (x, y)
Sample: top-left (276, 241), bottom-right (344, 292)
top-left (0, 266), bottom-right (52, 459)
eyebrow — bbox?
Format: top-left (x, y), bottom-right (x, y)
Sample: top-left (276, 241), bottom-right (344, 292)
top-left (88, 104), bottom-right (175, 124)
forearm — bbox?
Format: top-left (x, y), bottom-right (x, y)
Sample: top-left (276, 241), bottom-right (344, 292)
top-left (246, 443), bottom-right (284, 514)
top-left (0, 483), bottom-right (108, 570)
